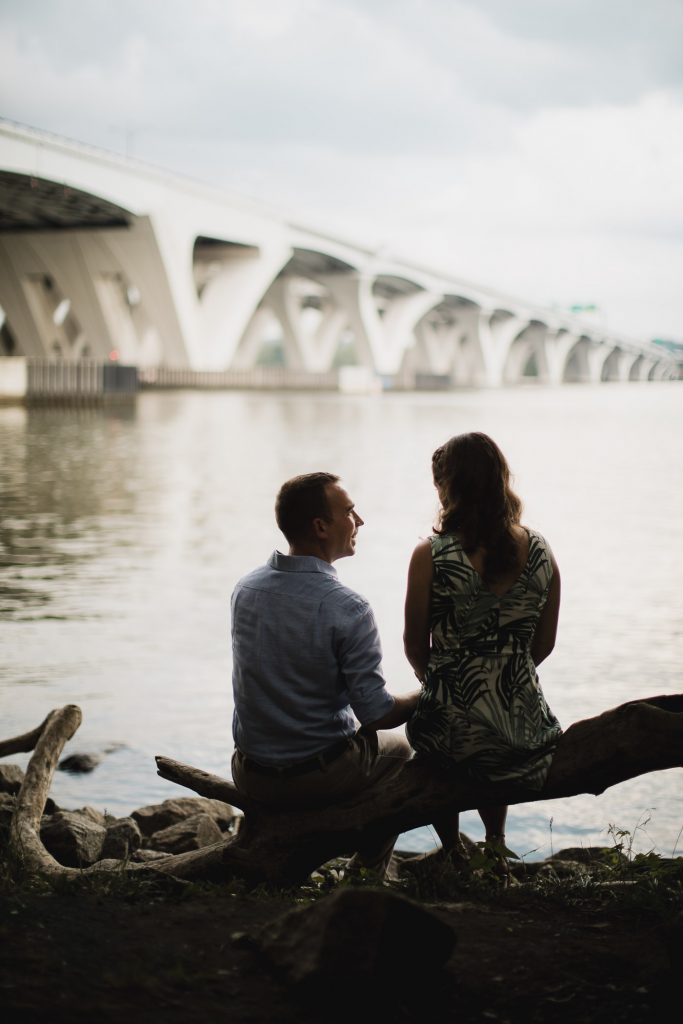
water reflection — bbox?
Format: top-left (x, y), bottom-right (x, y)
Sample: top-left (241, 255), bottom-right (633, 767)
top-left (0, 385), bottom-right (681, 858)
top-left (0, 406), bottom-right (143, 617)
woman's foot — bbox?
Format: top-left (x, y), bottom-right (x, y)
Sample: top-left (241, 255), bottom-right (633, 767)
top-left (400, 835), bottom-right (474, 877)
top-left (483, 833), bottom-right (512, 886)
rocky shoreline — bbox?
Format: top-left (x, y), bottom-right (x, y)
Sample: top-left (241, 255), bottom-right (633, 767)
top-left (1, 760), bottom-right (240, 867)
top-left (2, 758), bottom-right (682, 1023)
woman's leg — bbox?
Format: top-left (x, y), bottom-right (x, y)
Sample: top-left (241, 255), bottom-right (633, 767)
top-left (478, 804), bottom-right (507, 841)
top-left (477, 804), bottom-right (510, 882)
top-left (433, 811), bottom-right (460, 851)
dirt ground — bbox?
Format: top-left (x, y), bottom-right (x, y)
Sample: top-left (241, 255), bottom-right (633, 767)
top-left (0, 867), bottom-right (677, 1024)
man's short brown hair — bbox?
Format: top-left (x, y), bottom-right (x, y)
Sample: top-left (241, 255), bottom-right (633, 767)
top-left (275, 472), bottom-right (339, 544)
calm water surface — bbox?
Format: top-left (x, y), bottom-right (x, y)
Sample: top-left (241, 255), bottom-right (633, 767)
top-left (1, 384), bottom-right (681, 859)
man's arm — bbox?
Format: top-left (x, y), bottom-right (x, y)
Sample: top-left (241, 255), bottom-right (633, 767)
top-left (337, 595), bottom-right (418, 733)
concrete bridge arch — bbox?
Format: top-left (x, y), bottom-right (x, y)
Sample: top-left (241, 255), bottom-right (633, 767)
top-left (0, 121), bottom-right (678, 385)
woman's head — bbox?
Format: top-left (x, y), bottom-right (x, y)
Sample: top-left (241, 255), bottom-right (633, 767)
top-left (432, 433), bottom-right (522, 578)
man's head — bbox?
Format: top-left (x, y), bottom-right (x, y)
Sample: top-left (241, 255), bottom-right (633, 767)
top-left (275, 472), bottom-right (364, 562)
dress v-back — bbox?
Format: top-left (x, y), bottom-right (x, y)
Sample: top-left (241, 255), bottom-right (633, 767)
top-left (406, 529), bottom-right (562, 790)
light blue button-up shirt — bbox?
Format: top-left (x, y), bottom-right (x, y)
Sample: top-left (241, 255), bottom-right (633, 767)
top-left (231, 550), bottom-right (395, 764)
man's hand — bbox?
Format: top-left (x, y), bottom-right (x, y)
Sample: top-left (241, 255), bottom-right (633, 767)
top-left (362, 690), bottom-right (420, 732)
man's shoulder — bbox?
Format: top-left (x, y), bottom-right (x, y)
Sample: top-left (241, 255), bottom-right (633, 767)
top-left (231, 559), bottom-right (369, 611)
top-left (324, 577), bottom-right (371, 616)
top-left (234, 562), bottom-right (272, 588)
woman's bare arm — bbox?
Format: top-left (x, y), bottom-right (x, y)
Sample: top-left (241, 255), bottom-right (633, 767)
top-left (403, 539), bottom-right (433, 681)
top-left (530, 552), bottom-right (561, 666)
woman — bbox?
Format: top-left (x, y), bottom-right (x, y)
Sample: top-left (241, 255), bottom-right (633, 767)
top-left (404, 432), bottom-right (562, 860)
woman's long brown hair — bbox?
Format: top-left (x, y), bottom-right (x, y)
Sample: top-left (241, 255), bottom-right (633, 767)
top-left (432, 432), bottom-right (523, 583)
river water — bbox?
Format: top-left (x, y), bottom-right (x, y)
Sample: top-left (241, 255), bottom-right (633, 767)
top-left (1, 383), bottom-right (681, 860)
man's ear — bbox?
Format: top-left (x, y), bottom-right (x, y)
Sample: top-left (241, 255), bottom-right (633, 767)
top-left (312, 517), bottom-right (329, 539)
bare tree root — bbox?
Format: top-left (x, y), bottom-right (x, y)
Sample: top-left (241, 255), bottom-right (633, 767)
top-left (154, 693), bottom-right (683, 885)
top-left (8, 705), bottom-right (84, 878)
top-left (4, 695), bottom-right (682, 886)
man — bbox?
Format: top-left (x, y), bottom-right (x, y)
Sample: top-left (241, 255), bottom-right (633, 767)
top-left (230, 472), bottom-right (419, 877)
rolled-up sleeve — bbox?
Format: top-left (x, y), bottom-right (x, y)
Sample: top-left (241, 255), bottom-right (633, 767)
top-left (336, 599), bottom-right (395, 725)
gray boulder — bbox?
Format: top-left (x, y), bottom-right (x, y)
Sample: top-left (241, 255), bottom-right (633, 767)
top-left (147, 812), bottom-right (223, 854)
top-left (101, 816), bottom-right (142, 860)
top-left (132, 796), bottom-right (235, 836)
top-left (0, 763), bottom-right (25, 795)
top-left (73, 805), bottom-right (107, 826)
top-left (58, 753), bottom-right (103, 774)
top-left (258, 887), bottom-right (456, 989)
top-left (40, 810), bottom-right (106, 867)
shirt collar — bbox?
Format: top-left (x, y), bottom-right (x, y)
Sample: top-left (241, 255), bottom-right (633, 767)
top-left (268, 550), bottom-right (338, 577)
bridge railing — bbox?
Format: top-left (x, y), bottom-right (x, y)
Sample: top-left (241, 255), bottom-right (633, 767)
top-left (0, 358), bottom-right (353, 403)
top-left (137, 366), bottom-right (340, 391)
top-left (25, 360), bottom-right (138, 404)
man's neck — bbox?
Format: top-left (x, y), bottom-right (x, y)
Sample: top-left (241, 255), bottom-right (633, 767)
top-left (288, 541), bottom-right (333, 564)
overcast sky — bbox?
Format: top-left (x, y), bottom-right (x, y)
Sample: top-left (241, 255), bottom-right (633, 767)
top-left (1, 0), bottom-right (682, 341)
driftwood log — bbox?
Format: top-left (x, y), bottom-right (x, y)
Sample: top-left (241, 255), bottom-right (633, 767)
top-left (4, 695), bottom-right (683, 885)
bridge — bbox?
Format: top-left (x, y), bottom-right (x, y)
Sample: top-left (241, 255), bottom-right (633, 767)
top-left (0, 120), bottom-right (677, 387)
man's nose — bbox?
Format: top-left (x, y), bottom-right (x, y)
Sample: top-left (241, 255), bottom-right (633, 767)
top-left (353, 511), bottom-right (364, 527)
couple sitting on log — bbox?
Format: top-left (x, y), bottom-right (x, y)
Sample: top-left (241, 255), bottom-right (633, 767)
top-left (230, 432), bottom-right (562, 879)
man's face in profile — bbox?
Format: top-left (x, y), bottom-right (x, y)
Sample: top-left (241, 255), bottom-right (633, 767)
top-left (323, 483), bottom-right (364, 561)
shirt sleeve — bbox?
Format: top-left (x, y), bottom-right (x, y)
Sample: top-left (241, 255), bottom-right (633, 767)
top-left (335, 598), bottom-right (395, 726)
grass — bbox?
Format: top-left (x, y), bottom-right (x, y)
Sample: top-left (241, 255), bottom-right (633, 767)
top-left (2, 814), bottom-right (682, 921)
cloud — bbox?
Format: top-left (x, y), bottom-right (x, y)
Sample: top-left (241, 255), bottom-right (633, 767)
top-left (1, 0), bottom-right (682, 339)
top-left (5, 0), bottom-right (682, 156)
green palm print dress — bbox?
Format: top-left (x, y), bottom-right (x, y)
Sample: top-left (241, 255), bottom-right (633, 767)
top-left (406, 529), bottom-right (562, 790)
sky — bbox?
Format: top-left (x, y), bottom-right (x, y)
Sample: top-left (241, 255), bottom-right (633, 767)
top-left (1, 0), bottom-right (682, 342)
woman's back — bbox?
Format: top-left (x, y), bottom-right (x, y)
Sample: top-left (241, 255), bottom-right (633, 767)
top-left (430, 528), bottom-right (551, 657)
top-left (406, 527), bottom-right (562, 789)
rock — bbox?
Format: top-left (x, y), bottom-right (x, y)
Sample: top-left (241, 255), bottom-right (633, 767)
top-left (73, 805), bottom-right (107, 826)
top-left (147, 812), bottom-right (223, 854)
top-left (40, 810), bottom-right (106, 867)
top-left (550, 846), bottom-right (623, 865)
top-left (103, 742), bottom-right (126, 755)
top-left (58, 753), bottom-right (103, 774)
top-left (131, 797), bottom-right (236, 836)
top-left (203, 798), bottom-right (239, 832)
top-left (258, 887), bottom-right (456, 990)
top-left (131, 848), bottom-right (171, 863)
top-left (101, 817), bottom-right (142, 860)
top-left (0, 763), bottom-right (25, 795)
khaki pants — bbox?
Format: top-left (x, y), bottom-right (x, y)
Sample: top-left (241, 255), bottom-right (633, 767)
top-left (232, 730), bottom-right (412, 877)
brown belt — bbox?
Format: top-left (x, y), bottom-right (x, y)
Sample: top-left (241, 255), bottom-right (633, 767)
top-left (237, 736), bottom-right (353, 778)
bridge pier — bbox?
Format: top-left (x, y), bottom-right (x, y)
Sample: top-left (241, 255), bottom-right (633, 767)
top-left (0, 121), bottom-right (677, 385)
top-left (196, 238), bottom-right (291, 370)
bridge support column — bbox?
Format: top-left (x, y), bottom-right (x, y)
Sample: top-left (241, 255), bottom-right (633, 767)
top-left (318, 273), bottom-right (381, 373)
top-left (305, 302), bottom-right (350, 372)
top-left (546, 330), bottom-right (582, 384)
top-left (596, 346), bottom-right (631, 382)
top-left (382, 290), bottom-right (441, 379)
top-left (628, 355), bottom-right (654, 381)
top-left (412, 318), bottom-right (462, 378)
top-left (502, 322), bottom-right (549, 384)
top-left (195, 242), bottom-right (291, 370)
top-left (476, 310), bottom-right (525, 387)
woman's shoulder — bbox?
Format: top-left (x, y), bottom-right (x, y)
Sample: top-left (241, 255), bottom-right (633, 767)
top-left (523, 527), bottom-right (557, 581)
top-left (426, 532), bottom-right (468, 565)
top-left (428, 531), bottom-right (460, 552)
top-left (524, 527), bottom-right (553, 554)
